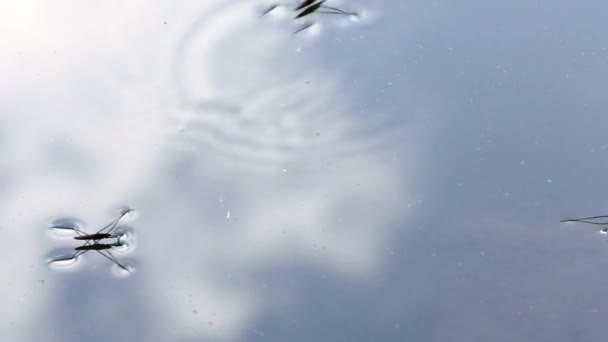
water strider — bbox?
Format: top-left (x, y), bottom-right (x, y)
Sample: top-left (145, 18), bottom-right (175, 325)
top-left (561, 215), bottom-right (608, 234)
top-left (48, 208), bottom-right (135, 274)
top-left (261, 0), bottom-right (359, 34)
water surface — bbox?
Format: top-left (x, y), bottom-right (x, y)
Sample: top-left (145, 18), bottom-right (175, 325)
top-left (2, 0), bottom-right (608, 341)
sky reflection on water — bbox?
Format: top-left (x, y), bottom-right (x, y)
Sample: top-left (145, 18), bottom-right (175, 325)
top-left (1, 0), bottom-right (419, 341)
top-left (3, 0), bottom-right (608, 341)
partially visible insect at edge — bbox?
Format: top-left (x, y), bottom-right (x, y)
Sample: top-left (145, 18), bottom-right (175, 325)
top-left (49, 209), bottom-right (133, 273)
top-left (261, 0), bottom-right (359, 34)
top-left (561, 215), bottom-right (608, 234)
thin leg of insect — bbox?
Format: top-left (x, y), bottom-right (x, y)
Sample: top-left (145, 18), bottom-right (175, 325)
top-left (293, 21), bottom-right (315, 34)
top-left (317, 9), bottom-right (359, 16)
top-left (320, 5), bottom-right (358, 16)
top-left (96, 209), bottom-right (132, 235)
top-left (261, 4), bottom-right (280, 16)
top-left (48, 243), bottom-right (90, 264)
top-left (97, 249), bottom-right (131, 273)
top-left (49, 253), bottom-right (83, 263)
top-left (71, 227), bottom-right (89, 238)
top-left (49, 224), bottom-right (88, 235)
top-left (561, 215), bottom-right (608, 225)
top-left (564, 220), bottom-right (608, 225)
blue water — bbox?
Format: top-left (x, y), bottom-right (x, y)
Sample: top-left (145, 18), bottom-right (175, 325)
top-left (2, 0), bottom-right (608, 341)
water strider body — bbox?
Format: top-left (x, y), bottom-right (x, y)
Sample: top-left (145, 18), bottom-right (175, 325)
top-left (74, 232), bottom-right (121, 241)
top-left (49, 208), bottom-right (134, 274)
top-left (261, 0), bottom-right (359, 34)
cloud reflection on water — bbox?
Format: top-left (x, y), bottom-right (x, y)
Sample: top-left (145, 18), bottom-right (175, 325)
top-left (172, 1), bottom-right (399, 166)
top-left (140, 1), bottom-right (421, 339)
top-left (0, 1), bottom-right (423, 341)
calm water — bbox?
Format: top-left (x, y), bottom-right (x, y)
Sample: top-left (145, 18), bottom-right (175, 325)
top-left (2, 0), bottom-right (608, 341)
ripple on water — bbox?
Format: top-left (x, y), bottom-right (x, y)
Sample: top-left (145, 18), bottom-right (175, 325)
top-left (171, 1), bottom-right (399, 166)
top-left (111, 260), bottom-right (136, 278)
top-left (47, 249), bottom-right (83, 271)
top-left (115, 231), bottom-right (137, 254)
top-left (48, 218), bottom-right (85, 236)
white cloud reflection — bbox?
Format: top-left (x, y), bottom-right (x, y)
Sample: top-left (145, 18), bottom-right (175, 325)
top-left (0, 1), bottom-right (423, 341)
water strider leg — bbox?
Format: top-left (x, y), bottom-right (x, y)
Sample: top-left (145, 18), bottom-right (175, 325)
top-left (320, 5), bottom-right (358, 16)
top-left (561, 215), bottom-right (608, 225)
top-left (293, 21), bottom-right (315, 34)
top-left (96, 249), bottom-right (131, 273)
top-left (96, 209), bottom-right (133, 235)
